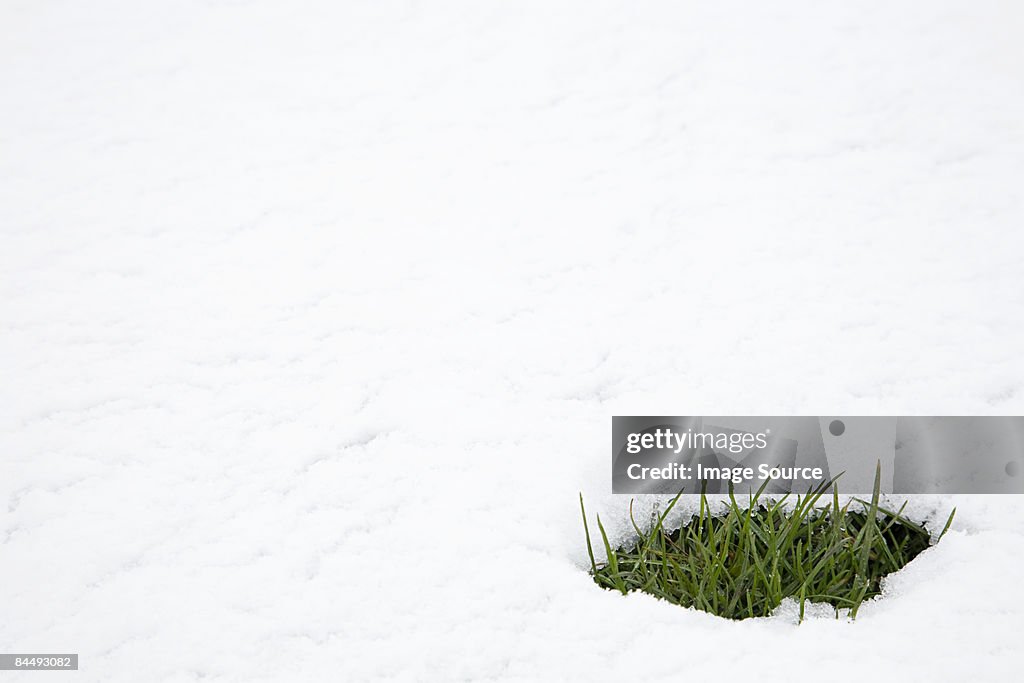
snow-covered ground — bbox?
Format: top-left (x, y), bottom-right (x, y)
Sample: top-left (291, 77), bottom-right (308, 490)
top-left (3, 1), bottom-right (1024, 680)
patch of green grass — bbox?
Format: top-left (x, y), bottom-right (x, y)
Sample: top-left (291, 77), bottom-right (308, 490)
top-left (580, 464), bottom-right (954, 621)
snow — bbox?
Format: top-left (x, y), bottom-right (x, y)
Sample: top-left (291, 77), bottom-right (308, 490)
top-left (2, 0), bottom-right (1023, 680)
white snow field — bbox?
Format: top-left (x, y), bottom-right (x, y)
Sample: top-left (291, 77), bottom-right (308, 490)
top-left (3, 0), bottom-right (1024, 681)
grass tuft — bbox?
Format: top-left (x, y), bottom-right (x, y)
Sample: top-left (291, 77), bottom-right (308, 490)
top-left (580, 466), bottom-right (954, 621)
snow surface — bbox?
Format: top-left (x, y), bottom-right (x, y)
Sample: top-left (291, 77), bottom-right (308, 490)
top-left (2, 0), bottom-right (1024, 681)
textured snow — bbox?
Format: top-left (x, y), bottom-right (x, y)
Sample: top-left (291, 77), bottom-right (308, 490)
top-left (2, 0), bottom-right (1024, 681)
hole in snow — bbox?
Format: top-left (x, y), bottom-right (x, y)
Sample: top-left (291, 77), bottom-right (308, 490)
top-left (579, 488), bottom-right (951, 621)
